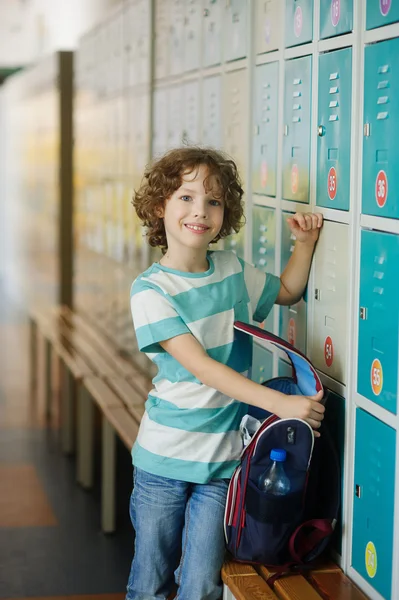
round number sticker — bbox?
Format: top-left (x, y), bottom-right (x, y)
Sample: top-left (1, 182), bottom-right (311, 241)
top-left (324, 336), bottom-right (334, 368)
top-left (375, 170), bottom-right (388, 207)
top-left (331, 0), bottom-right (340, 27)
top-left (294, 6), bottom-right (303, 38)
top-left (261, 160), bottom-right (268, 188)
top-left (291, 164), bottom-right (299, 194)
top-left (288, 318), bottom-right (296, 346)
top-left (380, 0), bottom-right (391, 17)
top-left (371, 358), bottom-right (383, 396)
top-left (365, 541), bottom-right (378, 579)
top-left (328, 167), bottom-right (337, 200)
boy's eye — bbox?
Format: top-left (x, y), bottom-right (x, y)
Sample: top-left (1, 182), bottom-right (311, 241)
top-left (181, 195), bottom-right (192, 202)
top-left (209, 199), bottom-right (222, 206)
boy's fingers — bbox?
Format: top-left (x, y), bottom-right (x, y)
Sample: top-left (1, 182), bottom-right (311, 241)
top-left (311, 390), bottom-right (324, 401)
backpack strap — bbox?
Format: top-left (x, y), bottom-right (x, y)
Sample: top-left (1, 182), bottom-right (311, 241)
top-left (234, 321), bottom-right (323, 396)
top-left (289, 518), bottom-right (334, 563)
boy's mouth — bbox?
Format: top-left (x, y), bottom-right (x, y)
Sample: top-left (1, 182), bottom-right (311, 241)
top-left (184, 224), bottom-right (210, 233)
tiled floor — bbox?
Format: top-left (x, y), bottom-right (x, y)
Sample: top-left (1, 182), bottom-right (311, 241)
top-left (0, 281), bottom-right (134, 599)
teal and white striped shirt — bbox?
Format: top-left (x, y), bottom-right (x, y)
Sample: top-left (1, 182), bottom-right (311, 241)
top-left (130, 250), bottom-right (280, 483)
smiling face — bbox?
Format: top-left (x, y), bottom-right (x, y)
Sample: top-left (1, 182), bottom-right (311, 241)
top-left (160, 164), bottom-right (224, 255)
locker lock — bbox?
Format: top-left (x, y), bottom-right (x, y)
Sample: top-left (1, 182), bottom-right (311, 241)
top-left (355, 484), bottom-right (362, 498)
top-left (360, 307), bottom-right (367, 320)
top-left (318, 125), bottom-right (326, 137)
top-left (364, 123), bottom-right (371, 137)
top-left (314, 289), bottom-right (321, 301)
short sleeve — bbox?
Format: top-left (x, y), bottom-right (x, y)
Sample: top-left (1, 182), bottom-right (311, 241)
top-left (130, 279), bottom-right (190, 353)
top-left (239, 259), bottom-right (281, 323)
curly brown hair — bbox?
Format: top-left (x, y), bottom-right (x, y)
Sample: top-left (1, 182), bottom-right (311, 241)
top-left (132, 146), bottom-right (245, 253)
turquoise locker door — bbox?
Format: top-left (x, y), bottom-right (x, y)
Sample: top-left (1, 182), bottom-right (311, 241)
top-left (282, 56), bottom-right (312, 203)
top-left (224, 0), bottom-right (248, 62)
top-left (320, 0), bottom-right (353, 39)
top-left (252, 342), bottom-right (273, 384)
top-left (317, 48), bottom-right (352, 210)
top-left (357, 230), bottom-right (399, 414)
top-left (203, 0), bottom-right (222, 67)
top-left (285, 0), bottom-right (313, 47)
top-left (352, 409), bottom-right (396, 600)
top-left (252, 62), bottom-right (279, 196)
top-left (363, 38), bottom-right (399, 219)
top-left (279, 211), bottom-right (307, 352)
top-left (366, 0), bottom-right (399, 29)
top-left (252, 206), bottom-right (276, 333)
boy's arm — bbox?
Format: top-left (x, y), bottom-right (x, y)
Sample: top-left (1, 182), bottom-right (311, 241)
top-left (160, 333), bottom-right (324, 434)
top-left (276, 212), bottom-right (323, 306)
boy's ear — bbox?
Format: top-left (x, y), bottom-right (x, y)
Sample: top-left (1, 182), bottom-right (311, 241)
top-left (155, 205), bottom-right (164, 218)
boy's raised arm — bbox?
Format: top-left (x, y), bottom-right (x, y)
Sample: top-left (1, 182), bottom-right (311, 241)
top-left (160, 333), bottom-right (324, 435)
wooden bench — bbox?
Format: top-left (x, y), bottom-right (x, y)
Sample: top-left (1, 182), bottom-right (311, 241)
top-left (222, 558), bottom-right (369, 600)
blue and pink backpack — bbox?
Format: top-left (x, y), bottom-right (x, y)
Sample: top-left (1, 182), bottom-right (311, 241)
top-left (224, 322), bottom-right (341, 569)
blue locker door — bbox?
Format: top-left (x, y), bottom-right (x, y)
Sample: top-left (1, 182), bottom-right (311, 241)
top-left (252, 206), bottom-right (276, 333)
top-left (317, 48), bottom-right (352, 210)
top-left (279, 211), bottom-right (307, 352)
top-left (252, 342), bottom-right (273, 384)
top-left (366, 0), bottom-right (399, 30)
top-left (282, 56), bottom-right (312, 203)
top-left (320, 0), bottom-right (353, 39)
top-left (285, 0), bottom-right (314, 47)
top-left (358, 230), bottom-right (399, 414)
top-left (352, 409), bottom-right (396, 600)
top-left (363, 38), bottom-right (399, 219)
top-left (252, 62), bottom-right (279, 196)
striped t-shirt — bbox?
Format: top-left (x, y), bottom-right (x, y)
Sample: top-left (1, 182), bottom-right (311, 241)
top-left (130, 250), bottom-right (280, 483)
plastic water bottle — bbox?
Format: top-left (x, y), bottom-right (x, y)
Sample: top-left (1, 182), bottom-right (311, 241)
top-left (258, 448), bottom-right (291, 495)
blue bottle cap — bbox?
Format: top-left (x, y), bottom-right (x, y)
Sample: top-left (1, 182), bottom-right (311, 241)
top-left (270, 448), bottom-right (287, 462)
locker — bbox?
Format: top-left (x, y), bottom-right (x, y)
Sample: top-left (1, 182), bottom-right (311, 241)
top-left (352, 409), bottom-right (395, 600)
top-left (224, 228), bottom-right (245, 260)
top-left (202, 75), bottom-right (222, 148)
top-left (310, 221), bottom-right (349, 384)
top-left (167, 84), bottom-right (183, 149)
top-left (154, 0), bottom-right (170, 79)
top-left (170, 0), bottom-right (185, 76)
top-left (255, 0), bottom-right (282, 54)
top-left (285, 0), bottom-right (314, 48)
top-left (184, 0), bottom-right (202, 73)
top-left (223, 0), bottom-right (248, 62)
top-left (317, 48), bottom-right (352, 211)
top-left (203, 0), bottom-right (223, 67)
top-left (252, 206), bottom-right (276, 333)
top-left (282, 56), bottom-right (312, 203)
top-left (132, 90), bottom-right (150, 184)
top-left (279, 211), bottom-right (307, 353)
top-left (252, 342), bottom-right (273, 384)
top-left (320, 0), bottom-right (353, 39)
top-left (223, 69), bottom-right (249, 179)
top-left (252, 62), bottom-right (279, 197)
top-left (357, 230), bottom-right (399, 414)
top-left (152, 88), bottom-right (169, 158)
top-left (278, 358), bottom-right (294, 378)
top-left (362, 38), bottom-right (399, 219)
top-left (366, 0), bottom-right (399, 30)
top-left (182, 80), bottom-right (200, 146)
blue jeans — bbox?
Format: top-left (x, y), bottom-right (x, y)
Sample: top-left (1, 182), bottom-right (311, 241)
top-left (126, 467), bottom-right (229, 600)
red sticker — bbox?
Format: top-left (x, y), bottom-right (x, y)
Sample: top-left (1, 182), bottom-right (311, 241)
top-left (328, 166), bottom-right (337, 200)
top-left (288, 318), bottom-right (296, 347)
top-left (261, 160), bottom-right (268, 188)
top-left (324, 336), bottom-right (334, 367)
top-left (291, 164), bottom-right (299, 194)
top-left (294, 6), bottom-right (303, 38)
top-left (375, 170), bottom-right (388, 208)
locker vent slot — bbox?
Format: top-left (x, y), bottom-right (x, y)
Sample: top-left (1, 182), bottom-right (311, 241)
top-left (329, 115), bottom-right (339, 122)
top-left (377, 96), bottom-right (389, 105)
top-left (377, 80), bottom-right (389, 89)
top-left (377, 112), bottom-right (388, 120)
top-left (329, 86), bottom-right (338, 94)
top-left (377, 65), bottom-right (389, 74)
top-left (329, 100), bottom-right (339, 108)
top-left (329, 72), bottom-right (339, 80)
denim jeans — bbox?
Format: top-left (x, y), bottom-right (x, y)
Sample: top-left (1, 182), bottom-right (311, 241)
top-left (126, 467), bottom-right (229, 600)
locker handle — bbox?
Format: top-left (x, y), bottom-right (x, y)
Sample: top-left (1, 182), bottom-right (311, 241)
top-left (360, 307), bottom-right (367, 320)
top-left (364, 123), bottom-right (371, 137)
top-left (318, 125), bottom-right (326, 137)
top-left (284, 125), bottom-right (289, 136)
top-left (355, 484), bottom-right (361, 498)
top-left (314, 289), bottom-right (321, 301)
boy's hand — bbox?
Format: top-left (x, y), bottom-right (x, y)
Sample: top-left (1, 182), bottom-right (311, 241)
top-left (287, 212), bottom-right (323, 246)
top-left (271, 390), bottom-right (325, 437)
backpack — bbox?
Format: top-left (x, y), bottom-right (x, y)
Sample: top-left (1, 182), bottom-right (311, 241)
top-left (224, 321), bottom-right (341, 568)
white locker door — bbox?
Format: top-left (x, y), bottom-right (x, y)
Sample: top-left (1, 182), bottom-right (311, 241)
top-left (224, 69), bottom-right (249, 179)
top-left (310, 221), bottom-right (349, 385)
top-left (182, 80), bottom-right (200, 145)
top-left (154, 0), bottom-right (170, 79)
top-left (152, 87), bottom-right (169, 158)
top-left (203, 0), bottom-right (223, 67)
top-left (168, 84), bottom-right (183, 149)
top-left (202, 75), bottom-right (222, 148)
top-left (170, 0), bottom-right (185, 76)
top-left (184, 0), bottom-right (202, 73)
top-left (135, 0), bottom-right (152, 85)
top-left (223, 0), bottom-right (248, 62)
top-left (255, 0), bottom-right (282, 54)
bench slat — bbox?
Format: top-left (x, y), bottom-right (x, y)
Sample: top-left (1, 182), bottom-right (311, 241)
top-left (84, 378), bottom-right (125, 413)
top-left (259, 566), bottom-right (322, 600)
top-left (104, 406), bottom-right (139, 450)
top-left (105, 378), bottom-right (145, 421)
top-left (310, 572), bottom-right (369, 600)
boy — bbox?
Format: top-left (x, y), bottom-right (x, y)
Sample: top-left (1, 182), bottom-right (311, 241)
top-left (127, 147), bottom-right (324, 600)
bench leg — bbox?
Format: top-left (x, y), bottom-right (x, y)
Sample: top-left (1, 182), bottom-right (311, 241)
top-left (77, 384), bottom-right (94, 489)
top-left (101, 417), bottom-right (116, 533)
top-left (44, 339), bottom-right (52, 421)
top-left (29, 318), bottom-right (37, 395)
top-left (61, 366), bottom-right (75, 455)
